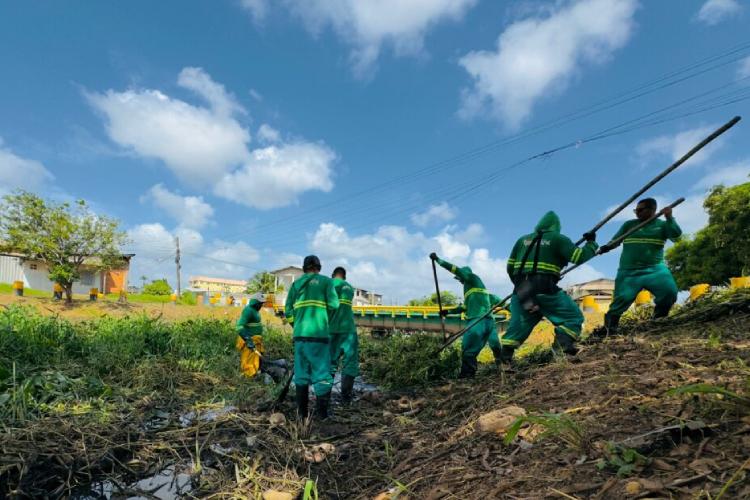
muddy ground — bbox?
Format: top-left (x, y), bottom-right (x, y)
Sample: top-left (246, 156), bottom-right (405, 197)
top-left (2, 300), bottom-right (749, 499)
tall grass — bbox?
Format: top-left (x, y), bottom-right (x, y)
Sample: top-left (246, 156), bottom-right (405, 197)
top-left (0, 304), bottom-right (292, 423)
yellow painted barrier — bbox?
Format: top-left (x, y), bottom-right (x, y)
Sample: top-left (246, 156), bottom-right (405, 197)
top-left (689, 284), bottom-right (710, 301)
top-left (635, 290), bottom-right (652, 306)
top-left (12, 280), bottom-right (23, 296)
top-left (730, 277), bottom-right (750, 289)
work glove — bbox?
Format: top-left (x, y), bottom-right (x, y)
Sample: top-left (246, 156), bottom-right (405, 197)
top-left (429, 252), bottom-right (438, 261)
top-left (598, 243), bottom-right (613, 254)
top-left (583, 231), bottom-right (596, 242)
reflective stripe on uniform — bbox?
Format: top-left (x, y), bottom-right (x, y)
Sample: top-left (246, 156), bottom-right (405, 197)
top-left (450, 265), bottom-right (457, 273)
top-left (464, 287), bottom-right (489, 299)
top-left (294, 300), bottom-right (328, 309)
top-left (623, 237), bottom-right (665, 246)
top-left (500, 338), bottom-right (520, 347)
top-left (512, 261), bottom-right (561, 273)
top-left (340, 299), bottom-right (353, 305)
top-left (571, 247), bottom-right (582, 263)
top-left (557, 325), bottom-right (580, 340)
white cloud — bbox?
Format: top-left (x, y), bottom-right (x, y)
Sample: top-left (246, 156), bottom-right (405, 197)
top-left (240, 0), bottom-right (268, 22)
top-left (697, 0), bottom-right (742, 25)
top-left (86, 67), bottom-right (250, 187)
top-left (142, 184), bottom-right (214, 230)
top-left (0, 139), bottom-right (54, 194)
top-left (738, 56), bottom-right (750, 78)
top-left (257, 123), bottom-right (281, 144)
top-left (279, 0), bottom-right (477, 77)
top-left (637, 125), bottom-right (724, 167)
top-left (559, 263), bottom-right (605, 288)
top-left (410, 201), bottom-right (457, 226)
top-left (214, 142), bottom-right (336, 209)
top-left (125, 222), bottom-right (260, 286)
top-left (309, 221), bottom-right (511, 302)
top-left (693, 160), bottom-right (750, 190)
top-left (88, 68), bottom-right (338, 209)
top-left (458, 0), bottom-right (638, 128)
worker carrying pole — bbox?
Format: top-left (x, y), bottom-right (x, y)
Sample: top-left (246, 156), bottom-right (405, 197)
top-left (498, 212), bottom-right (599, 363)
top-left (597, 197), bottom-right (683, 335)
top-left (430, 253), bottom-right (504, 378)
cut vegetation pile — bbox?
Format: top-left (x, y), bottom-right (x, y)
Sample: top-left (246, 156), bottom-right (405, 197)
top-left (1, 290), bottom-right (749, 499)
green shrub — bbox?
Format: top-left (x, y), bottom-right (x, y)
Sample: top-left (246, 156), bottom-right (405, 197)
top-left (360, 332), bottom-right (460, 389)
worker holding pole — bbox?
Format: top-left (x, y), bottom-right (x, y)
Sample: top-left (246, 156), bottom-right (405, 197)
top-left (329, 266), bottom-right (359, 404)
top-left (430, 253), bottom-right (504, 378)
top-left (500, 212), bottom-right (598, 362)
top-left (598, 198), bottom-right (682, 334)
top-left (284, 255), bottom-right (340, 419)
top-left (235, 294), bottom-right (266, 378)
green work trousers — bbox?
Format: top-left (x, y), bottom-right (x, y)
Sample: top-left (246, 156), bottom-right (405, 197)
top-left (606, 264), bottom-right (678, 318)
top-left (462, 317), bottom-right (496, 360)
top-left (501, 291), bottom-right (584, 348)
top-left (330, 331), bottom-right (359, 377)
top-left (294, 340), bottom-right (333, 396)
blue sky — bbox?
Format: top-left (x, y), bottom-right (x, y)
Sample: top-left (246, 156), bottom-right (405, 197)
top-left (1, 0), bottom-right (749, 302)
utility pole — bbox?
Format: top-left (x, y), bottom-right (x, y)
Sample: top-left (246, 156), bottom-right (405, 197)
top-left (175, 236), bottom-right (181, 296)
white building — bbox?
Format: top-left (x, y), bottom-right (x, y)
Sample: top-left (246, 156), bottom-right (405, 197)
top-left (0, 252), bottom-right (134, 295)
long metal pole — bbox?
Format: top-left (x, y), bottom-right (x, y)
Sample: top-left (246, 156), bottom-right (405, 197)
top-left (431, 259), bottom-right (448, 342)
top-left (574, 116), bottom-right (741, 246)
top-left (562, 197), bottom-right (685, 277)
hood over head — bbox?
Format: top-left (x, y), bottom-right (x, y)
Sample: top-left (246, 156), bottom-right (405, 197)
top-left (534, 211), bottom-right (561, 234)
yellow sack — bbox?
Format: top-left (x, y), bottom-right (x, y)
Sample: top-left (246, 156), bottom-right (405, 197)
top-left (235, 336), bottom-right (246, 351)
top-left (236, 335), bottom-right (264, 378)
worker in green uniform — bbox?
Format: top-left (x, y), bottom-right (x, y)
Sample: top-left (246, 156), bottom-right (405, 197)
top-left (285, 255), bottom-right (340, 419)
top-left (329, 266), bottom-right (359, 403)
top-left (235, 295), bottom-right (265, 378)
top-left (599, 198), bottom-right (682, 334)
top-left (501, 211), bottom-right (598, 361)
top-left (430, 253), bottom-right (504, 378)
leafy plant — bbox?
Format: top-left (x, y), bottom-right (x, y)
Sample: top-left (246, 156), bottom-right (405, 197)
top-left (503, 412), bottom-right (588, 452)
top-left (143, 278), bottom-right (172, 296)
top-left (665, 383), bottom-right (750, 407)
top-left (596, 443), bottom-right (650, 477)
top-left (246, 271), bottom-right (283, 295)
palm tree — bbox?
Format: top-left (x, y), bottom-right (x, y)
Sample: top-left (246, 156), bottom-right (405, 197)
top-left (246, 271), bottom-right (284, 295)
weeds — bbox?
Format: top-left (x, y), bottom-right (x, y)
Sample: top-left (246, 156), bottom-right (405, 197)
top-left (596, 443), bottom-right (650, 477)
top-left (665, 383), bottom-right (750, 407)
top-left (504, 412), bottom-right (589, 452)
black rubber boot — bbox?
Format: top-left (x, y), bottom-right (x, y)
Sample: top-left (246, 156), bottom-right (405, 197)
top-left (458, 357), bottom-right (478, 379)
top-left (552, 332), bottom-right (579, 357)
top-left (296, 385), bottom-right (309, 419)
top-left (315, 392), bottom-right (331, 419)
top-left (605, 313), bottom-right (621, 335)
top-left (652, 303), bottom-right (673, 319)
top-left (340, 375), bottom-right (355, 404)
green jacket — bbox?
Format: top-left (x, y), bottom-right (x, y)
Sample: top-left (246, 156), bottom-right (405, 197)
top-left (507, 211), bottom-right (598, 279)
top-left (329, 278), bottom-right (356, 334)
top-left (284, 273), bottom-right (340, 339)
top-left (611, 217), bottom-right (682, 270)
top-left (236, 299), bottom-right (263, 342)
top-left (435, 257), bottom-right (501, 318)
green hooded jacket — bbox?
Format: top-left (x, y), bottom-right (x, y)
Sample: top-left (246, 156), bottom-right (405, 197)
top-left (284, 273), bottom-right (340, 339)
top-left (506, 211), bottom-right (598, 279)
top-left (329, 278), bottom-right (356, 334)
top-left (236, 298), bottom-right (263, 342)
top-left (435, 257), bottom-right (501, 318)
top-left (610, 216), bottom-right (682, 270)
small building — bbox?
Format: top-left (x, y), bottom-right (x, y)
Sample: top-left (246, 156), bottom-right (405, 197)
top-left (566, 278), bottom-right (615, 311)
top-left (188, 276), bottom-right (248, 295)
top-left (354, 288), bottom-right (383, 306)
top-left (0, 252), bottom-right (133, 295)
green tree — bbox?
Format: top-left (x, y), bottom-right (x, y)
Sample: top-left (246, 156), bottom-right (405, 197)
top-left (666, 181), bottom-right (750, 289)
top-left (0, 191), bottom-right (127, 303)
top-left (246, 271), bottom-right (283, 295)
top-left (408, 291), bottom-right (459, 307)
top-left (143, 279), bottom-right (172, 296)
